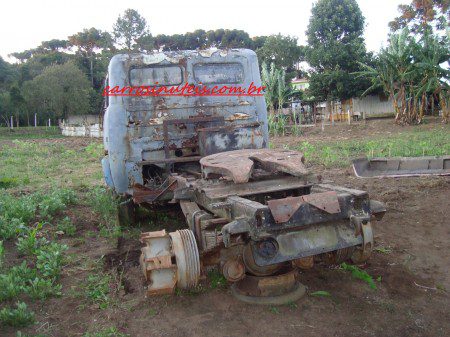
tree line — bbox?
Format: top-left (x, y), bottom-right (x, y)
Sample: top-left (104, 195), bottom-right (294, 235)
top-left (0, 9), bottom-right (303, 127)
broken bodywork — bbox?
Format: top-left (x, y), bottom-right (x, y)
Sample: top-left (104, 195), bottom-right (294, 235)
top-left (102, 49), bottom-right (386, 303)
top-left (139, 148), bottom-right (386, 297)
top-left (353, 156), bottom-right (450, 178)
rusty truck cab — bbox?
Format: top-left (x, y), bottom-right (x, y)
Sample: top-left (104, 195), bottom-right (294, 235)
top-left (102, 49), bottom-right (268, 197)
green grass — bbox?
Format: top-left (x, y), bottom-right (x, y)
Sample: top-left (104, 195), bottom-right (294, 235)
top-left (207, 269), bottom-right (227, 289)
top-left (89, 186), bottom-right (120, 237)
top-left (0, 126), bottom-right (62, 140)
top-left (341, 262), bottom-right (377, 290)
top-left (0, 138), bottom-right (103, 190)
top-left (310, 290), bottom-right (331, 297)
top-left (84, 272), bottom-right (113, 309)
top-left (292, 128), bottom-right (450, 168)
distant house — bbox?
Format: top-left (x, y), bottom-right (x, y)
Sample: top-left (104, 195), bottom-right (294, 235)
top-left (351, 94), bottom-right (394, 118)
top-left (315, 94), bottom-right (395, 120)
top-left (291, 77), bottom-right (310, 91)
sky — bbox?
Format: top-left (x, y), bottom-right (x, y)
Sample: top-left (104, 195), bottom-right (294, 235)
top-left (0, 0), bottom-right (406, 61)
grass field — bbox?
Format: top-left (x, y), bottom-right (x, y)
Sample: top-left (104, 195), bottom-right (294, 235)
top-left (0, 120), bottom-right (449, 336)
top-left (0, 126), bottom-right (62, 140)
top-left (293, 128), bottom-right (450, 167)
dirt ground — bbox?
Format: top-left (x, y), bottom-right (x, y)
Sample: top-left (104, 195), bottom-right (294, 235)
top-left (2, 119), bottom-right (449, 337)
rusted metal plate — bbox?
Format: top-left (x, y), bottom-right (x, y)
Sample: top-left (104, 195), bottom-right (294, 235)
top-left (200, 149), bottom-right (308, 183)
top-left (267, 196), bottom-right (304, 224)
top-left (198, 122), bottom-right (264, 156)
top-left (250, 149), bottom-right (308, 176)
top-left (231, 269), bottom-right (299, 297)
top-left (253, 222), bottom-right (363, 266)
top-left (132, 181), bottom-right (176, 204)
top-left (201, 151), bottom-right (254, 183)
top-left (137, 156), bottom-right (202, 165)
top-left (201, 176), bottom-right (311, 199)
top-left (302, 191), bottom-right (341, 214)
top-left (267, 191), bottom-right (340, 224)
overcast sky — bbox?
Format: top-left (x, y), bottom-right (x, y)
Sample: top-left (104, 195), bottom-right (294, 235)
top-left (0, 0), bottom-right (405, 61)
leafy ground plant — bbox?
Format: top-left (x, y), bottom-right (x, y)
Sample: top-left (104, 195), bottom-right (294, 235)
top-left (88, 187), bottom-right (120, 237)
top-left (56, 216), bottom-right (76, 236)
top-left (310, 290), bottom-right (331, 297)
top-left (207, 269), bottom-right (227, 289)
top-left (84, 273), bottom-right (112, 309)
top-left (341, 262), bottom-right (377, 290)
top-left (0, 302), bottom-right (35, 327)
top-left (36, 242), bottom-right (68, 280)
top-left (26, 277), bottom-right (62, 300)
top-left (16, 223), bottom-right (48, 256)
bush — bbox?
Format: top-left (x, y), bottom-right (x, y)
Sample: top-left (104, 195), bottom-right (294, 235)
top-left (89, 187), bottom-right (117, 225)
top-left (89, 187), bottom-right (120, 237)
top-left (0, 187), bottom-right (76, 240)
top-left (0, 177), bottom-right (18, 189)
top-left (9, 261), bottom-right (37, 281)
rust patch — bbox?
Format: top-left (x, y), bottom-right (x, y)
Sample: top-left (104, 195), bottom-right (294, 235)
top-left (302, 191), bottom-right (341, 214)
top-left (200, 148), bottom-right (309, 183)
top-left (267, 191), bottom-right (341, 224)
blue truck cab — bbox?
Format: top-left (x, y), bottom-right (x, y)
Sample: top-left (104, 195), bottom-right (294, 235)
top-left (102, 49), bottom-right (268, 197)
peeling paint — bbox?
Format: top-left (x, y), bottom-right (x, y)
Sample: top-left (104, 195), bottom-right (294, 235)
top-left (103, 49), bottom-right (268, 194)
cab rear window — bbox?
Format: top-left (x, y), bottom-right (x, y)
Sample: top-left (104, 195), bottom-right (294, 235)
top-left (193, 63), bottom-right (244, 84)
top-left (129, 65), bottom-right (183, 86)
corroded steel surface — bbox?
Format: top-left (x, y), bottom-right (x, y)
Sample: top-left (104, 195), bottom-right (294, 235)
top-left (353, 156), bottom-right (450, 178)
top-left (102, 49), bottom-right (268, 194)
top-left (200, 149), bottom-right (308, 183)
top-left (140, 229), bottom-right (200, 295)
top-left (230, 270), bottom-right (306, 305)
top-left (267, 191), bottom-right (340, 224)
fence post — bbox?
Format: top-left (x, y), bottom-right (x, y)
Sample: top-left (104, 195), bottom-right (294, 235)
top-left (321, 112), bottom-right (324, 132)
top-left (10, 116), bottom-right (13, 129)
top-left (34, 113), bottom-right (37, 127)
top-left (48, 119), bottom-right (51, 127)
